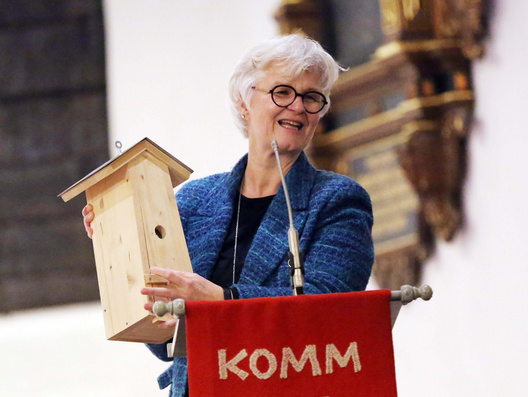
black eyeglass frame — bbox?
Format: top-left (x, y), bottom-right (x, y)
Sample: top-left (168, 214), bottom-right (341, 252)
top-left (251, 85), bottom-right (328, 114)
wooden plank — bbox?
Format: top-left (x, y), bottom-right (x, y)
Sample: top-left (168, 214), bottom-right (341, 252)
top-left (128, 153), bottom-right (193, 274)
top-left (144, 274), bottom-right (170, 286)
top-left (86, 165), bottom-right (149, 340)
top-left (109, 315), bottom-right (174, 343)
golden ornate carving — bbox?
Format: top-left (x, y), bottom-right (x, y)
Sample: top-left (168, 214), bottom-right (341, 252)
top-left (436, 0), bottom-right (465, 37)
top-left (399, 120), bottom-right (467, 242)
top-left (309, 62), bottom-right (473, 286)
top-left (374, 39), bottom-right (460, 59)
top-left (374, 243), bottom-right (429, 289)
top-left (275, 0), bottom-right (487, 288)
top-left (312, 90), bottom-right (473, 150)
top-left (403, 0), bottom-right (422, 21)
top-left (275, 0), bottom-right (322, 40)
top-left (434, 0), bottom-right (485, 58)
top-left (378, 0), bottom-right (485, 57)
top-left (380, 0), bottom-right (401, 35)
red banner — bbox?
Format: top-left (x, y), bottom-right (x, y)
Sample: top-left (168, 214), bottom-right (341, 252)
top-left (186, 290), bottom-right (397, 397)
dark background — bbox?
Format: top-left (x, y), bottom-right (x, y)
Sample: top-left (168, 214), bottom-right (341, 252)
top-left (0, 0), bottom-right (108, 311)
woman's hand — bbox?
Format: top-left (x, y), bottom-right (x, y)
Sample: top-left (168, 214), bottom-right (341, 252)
top-left (141, 267), bottom-right (224, 328)
top-left (82, 204), bottom-right (94, 239)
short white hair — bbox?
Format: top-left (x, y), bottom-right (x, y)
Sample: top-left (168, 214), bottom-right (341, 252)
top-left (228, 34), bottom-right (342, 137)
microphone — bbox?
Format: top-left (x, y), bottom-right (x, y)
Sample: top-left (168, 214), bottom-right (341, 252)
top-left (271, 140), bottom-right (304, 295)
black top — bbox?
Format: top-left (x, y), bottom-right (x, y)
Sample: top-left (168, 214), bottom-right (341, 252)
top-left (210, 193), bottom-right (274, 295)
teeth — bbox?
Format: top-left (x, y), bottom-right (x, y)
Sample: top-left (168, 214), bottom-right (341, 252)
top-left (279, 120), bottom-right (303, 130)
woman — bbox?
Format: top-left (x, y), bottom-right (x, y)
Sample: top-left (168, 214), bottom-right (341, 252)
top-left (83, 34), bottom-right (374, 397)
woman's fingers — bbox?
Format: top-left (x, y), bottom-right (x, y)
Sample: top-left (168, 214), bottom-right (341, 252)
top-left (82, 204), bottom-right (93, 216)
top-left (142, 267), bottom-right (224, 301)
top-left (141, 267), bottom-right (223, 329)
top-left (141, 286), bottom-right (179, 300)
top-left (156, 317), bottom-right (178, 329)
top-left (143, 301), bottom-right (178, 329)
top-left (149, 267), bottom-right (187, 287)
top-left (82, 204), bottom-right (94, 238)
top-left (83, 211), bottom-right (94, 225)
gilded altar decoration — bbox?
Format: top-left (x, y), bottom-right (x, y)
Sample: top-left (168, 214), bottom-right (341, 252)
top-left (402, 0), bottom-right (421, 21)
top-left (380, 0), bottom-right (402, 35)
top-left (275, 0), bottom-right (488, 289)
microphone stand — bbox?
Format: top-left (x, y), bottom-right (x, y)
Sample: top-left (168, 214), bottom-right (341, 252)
top-left (271, 141), bottom-right (304, 295)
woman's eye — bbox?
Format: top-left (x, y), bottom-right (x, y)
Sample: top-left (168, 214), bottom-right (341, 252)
top-left (305, 94), bottom-right (322, 103)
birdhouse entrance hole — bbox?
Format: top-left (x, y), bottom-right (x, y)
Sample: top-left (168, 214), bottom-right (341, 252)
top-left (155, 225), bottom-right (166, 239)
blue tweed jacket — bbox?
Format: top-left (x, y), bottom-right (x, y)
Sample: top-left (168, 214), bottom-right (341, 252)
top-left (148, 152), bottom-right (374, 396)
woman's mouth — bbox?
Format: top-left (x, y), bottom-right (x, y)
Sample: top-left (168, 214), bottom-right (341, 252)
top-left (278, 120), bottom-right (303, 130)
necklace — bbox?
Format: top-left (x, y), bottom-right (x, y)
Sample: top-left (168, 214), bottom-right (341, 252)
top-left (232, 189), bottom-right (242, 285)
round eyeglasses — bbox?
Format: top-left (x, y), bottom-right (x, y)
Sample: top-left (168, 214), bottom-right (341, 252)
top-left (252, 85), bottom-right (328, 114)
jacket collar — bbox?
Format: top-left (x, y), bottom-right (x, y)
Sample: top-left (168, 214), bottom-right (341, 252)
top-left (198, 151), bottom-right (315, 216)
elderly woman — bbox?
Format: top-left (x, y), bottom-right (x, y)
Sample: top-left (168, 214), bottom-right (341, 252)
top-left (83, 34), bottom-right (374, 397)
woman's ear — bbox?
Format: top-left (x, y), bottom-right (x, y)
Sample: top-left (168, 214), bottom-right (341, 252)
top-left (238, 102), bottom-right (249, 120)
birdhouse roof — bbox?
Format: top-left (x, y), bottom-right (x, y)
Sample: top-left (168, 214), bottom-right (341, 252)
top-left (59, 137), bottom-right (193, 202)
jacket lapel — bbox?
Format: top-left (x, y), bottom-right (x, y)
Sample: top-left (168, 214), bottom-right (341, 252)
top-left (190, 156), bottom-right (247, 278)
top-left (240, 153), bottom-right (316, 286)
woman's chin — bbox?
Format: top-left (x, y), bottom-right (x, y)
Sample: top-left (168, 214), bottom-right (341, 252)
top-left (275, 133), bottom-right (311, 153)
top-left (273, 142), bottom-right (306, 157)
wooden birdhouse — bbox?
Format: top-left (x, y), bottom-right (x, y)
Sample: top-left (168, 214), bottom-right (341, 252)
top-left (59, 138), bottom-right (193, 343)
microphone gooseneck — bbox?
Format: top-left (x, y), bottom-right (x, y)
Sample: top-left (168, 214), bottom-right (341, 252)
top-left (271, 140), bottom-right (304, 295)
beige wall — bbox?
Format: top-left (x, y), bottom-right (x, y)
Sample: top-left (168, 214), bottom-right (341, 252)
top-left (103, 0), bottom-right (281, 179)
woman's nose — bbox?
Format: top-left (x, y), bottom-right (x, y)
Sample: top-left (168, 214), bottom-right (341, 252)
top-left (287, 95), bottom-right (305, 112)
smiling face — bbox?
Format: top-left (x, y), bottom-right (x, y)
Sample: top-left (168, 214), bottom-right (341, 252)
top-left (240, 65), bottom-right (325, 160)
